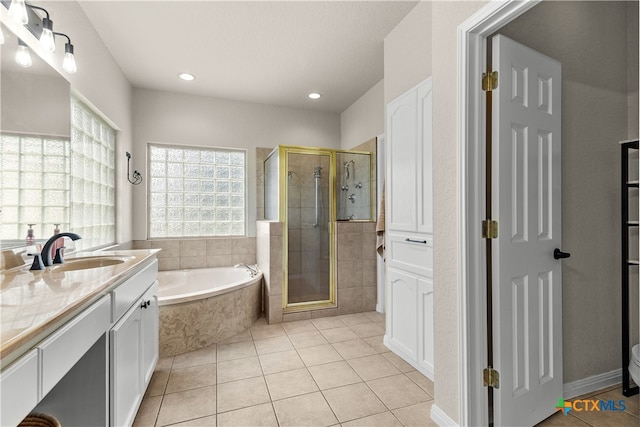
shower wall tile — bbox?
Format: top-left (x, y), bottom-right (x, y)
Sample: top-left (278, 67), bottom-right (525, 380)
top-left (301, 230), bottom-right (319, 252)
top-left (337, 233), bottom-right (363, 261)
top-left (257, 220), bottom-right (284, 323)
top-left (288, 229), bottom-right (301, 252)
top-left (133, 240), bottom-right (151, 249)
top-left (207, 239), bottom-right (234, 255)
top-left (337, 261), bottom-right (363, 289)
top-left (362, 260), bottom-right (377, 288)
top-left (268, 295), bottom-right (283, 324)
top-left (180, 256), bottom-right (206, 270)
top-left (233, 237), bottom-right (257, 254)
top-left (300, 208), bottom-right (316, 229)
top-left (232, 253), bottom-right (257, 266)
top-left (337, 222), bottom-right (363, 234)
top-left (338, 287), bottom-right (364, 315)
top-left (288, 208), bottom-right (301, 229)
top-left (207, 255), bottom-right (233, 268)
top-left (269, 222), bottom-right (282, 236)
top-left (363, 287), bottom-right (377, 312)
top-left (155, 240), bottom-right (180, 258)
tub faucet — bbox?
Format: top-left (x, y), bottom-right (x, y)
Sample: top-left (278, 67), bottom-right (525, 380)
top-left (41, 232), bottom-right (82, 267)
top-left (234, 263), bottom-right (258, 277)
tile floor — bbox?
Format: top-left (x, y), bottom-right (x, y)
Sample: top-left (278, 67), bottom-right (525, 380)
top-left (133, 312), bottom-right (436, 426)
top-left (134, 311), bottom-right (640, 426)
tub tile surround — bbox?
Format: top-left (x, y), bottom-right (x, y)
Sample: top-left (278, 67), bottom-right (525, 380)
top-left (133, 312), bottom-right (440, 427)
top-left (133, 238), bottom-right (257, 271)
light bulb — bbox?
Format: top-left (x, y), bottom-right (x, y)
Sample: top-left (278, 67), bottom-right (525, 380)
top-left (15, 44), bottom-right (32, 68)
top-left (62, 43), bottom-right (77, 74)
top-left (9, 0), bottom-right (29, 25)
top-left (40, 18), bottom-right (55, 53)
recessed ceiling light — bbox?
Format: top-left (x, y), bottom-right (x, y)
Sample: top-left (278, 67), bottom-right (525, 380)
top-left (178, 73), bottom-right (195, 81)
top-left (308, 92), bottom-right (322, 100)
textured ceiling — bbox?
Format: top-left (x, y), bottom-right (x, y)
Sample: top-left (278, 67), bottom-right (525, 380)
top-left (79, 1), bottom-right (418, 113)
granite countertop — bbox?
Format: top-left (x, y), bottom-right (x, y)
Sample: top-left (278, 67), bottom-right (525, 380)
top-left (0, 249), bottom-right (160, 369)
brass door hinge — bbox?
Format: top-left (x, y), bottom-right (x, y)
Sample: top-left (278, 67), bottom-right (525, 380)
top-left (482, 220), bottom-right (498, 239)
top-left (482, 71), bottom-right (498, 91)
top-left (483, 367), bottom-right (500, 388)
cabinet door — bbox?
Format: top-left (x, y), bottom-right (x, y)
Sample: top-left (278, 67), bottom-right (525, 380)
top-left (417, 77), bottom-right (433, 234)
top-left (386, 267), bottom-right (418, 360)
top-left (386, 88), bottom-right (418, 232)
top-left (110, 301), bottom-right (142, 427)
top-left (140, 282), bottom-right (159, 388)
top-left (417, 277), bottom-right (434, 379)
top-left (0, 349), bottom-right (38, 427)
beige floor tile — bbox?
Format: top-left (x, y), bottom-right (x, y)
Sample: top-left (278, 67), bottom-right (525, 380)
top-left (166, 363), bottom-right (217, 394)
top-left (322, 382), bottom-right (387, 423)
top-left (382, 352), bottom-right (416, 373)
top-left (169, 415), bottom-right (217, 426)
top-left (321, 326), bottom-right (360, 343)
top-left (283, 319), bottom-right (318, 335)
top-left (288, 331), bottom-right (329, 349)
top-left (265, 367), bottom-right (319, 400)
top-left (146, 369), bottom-right (170, 397)
top-left (568, 406), bottom-right (640, 427)
top-left (347, 354), bottom-right (401, 381)
top-left (156, 386), bottom-right (216, 426)
top-left (217, 340), bottom-right (257, 362)
top-left (254, 335), bottom-right (294, 355)
top-left (132, 395), bottom-right (161, 427)
top-left (172, 345), bottom-right (217, 369)
top-left (535, 412), bottom-right (592, 426)
top-left (332, 339), bottom-right (378, 360)
top-left (156, 356), bottom-right (174, 371)
top-left (366, 374), bottom-right (430, 409)
top-left (218, 329), bottom-right (253, 344)
top-left (216, 377), bottom-right (270, 413)
top-left (593, 388), bottom-right (639, 418)
top-left (364, 335), bottom-right (391, 354)
top-left (273, 391), bottom-right (338, 427)
top-left (341, 411), bottom-right (403, 427)
top-left (363, 311), bottom-right (386, 323)
top-left (311, 317), bottom-right (346, 330)
top-left (259, 349), bottom-right (305, 375)
top-left (392, 401), bottom-right (437, 427)
top-left (297, 344), bottom-right (344, 366)
top-left (308, 360), bottom-right (363, 390)
top-left (216, 356), bottom-right (262, 383)
top-left (250, 323), bottom-right (286, 340)
top-left (217, 402), bottom-right (278, 426)
top-left (349, 323), bottom-right (385, 339)
top-left (337, 313), bottom-right (373, 326)
top-left (405, 371), bottom-right (434, 397)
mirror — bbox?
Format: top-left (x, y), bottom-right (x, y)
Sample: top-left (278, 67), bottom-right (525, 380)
top-left (0, 21), bottom-right (71, 249)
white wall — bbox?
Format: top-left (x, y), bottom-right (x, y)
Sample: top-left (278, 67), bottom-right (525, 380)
top-left (131, 88), bottom-right (341, 238)
top-left (340, 79), bottom-right (384, 150)
top-left (1, 1), bottom-right (134, 245)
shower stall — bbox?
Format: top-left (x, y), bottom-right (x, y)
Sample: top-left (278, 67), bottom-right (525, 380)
top-left (264, 145), bottom-right (374, 311)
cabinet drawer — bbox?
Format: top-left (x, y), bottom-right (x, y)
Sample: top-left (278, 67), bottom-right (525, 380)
top-left (387, 233), bottom-right (433, 277)
top-left (0, 349), bottom-right (39, 427)
top-left (112, 259), bottom-right (158, 322)
top-left (39, 295), bottom-right (111, 397)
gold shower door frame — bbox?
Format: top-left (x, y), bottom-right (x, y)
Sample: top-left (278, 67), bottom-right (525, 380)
top-left (279, 145), bottom-right (337, 311)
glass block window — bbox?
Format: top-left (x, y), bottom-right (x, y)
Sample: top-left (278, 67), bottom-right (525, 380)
top-left (0, 133), bottom-right (70, 245)
top-left (148, 144), bottom-right (246, 237)
top-left (70, 98), bottom-right (116, 250)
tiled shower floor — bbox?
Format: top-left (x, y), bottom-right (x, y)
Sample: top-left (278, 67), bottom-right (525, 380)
top-left (133, 312), bottom-right (436, 426)
top-left (133, 311), bottom-right (640, 427)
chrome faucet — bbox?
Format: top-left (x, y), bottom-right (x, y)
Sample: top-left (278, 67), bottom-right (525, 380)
top-left (41, 232), bottom-right (82, 267)
top-left (234, 263), bottom-right (258, 277)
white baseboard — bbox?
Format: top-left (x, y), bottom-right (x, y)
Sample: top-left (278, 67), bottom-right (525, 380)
top-left (430, 404), bottom-right (459, 427)
top-left (563, 369), bottom-right (622, 400)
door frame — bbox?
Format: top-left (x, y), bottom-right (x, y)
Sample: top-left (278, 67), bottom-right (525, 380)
top-left (456, 1), bottom-right (541, 425)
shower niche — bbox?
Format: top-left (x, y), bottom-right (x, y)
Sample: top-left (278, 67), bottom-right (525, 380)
top-left (264, 146), bottom-right (374, 311)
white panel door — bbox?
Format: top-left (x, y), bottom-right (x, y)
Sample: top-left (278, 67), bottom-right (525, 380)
top-left (492, 34), bottom-right (563, 427)
top-left (386, 267), bottom-right (418, 359)
top-left (386, 89), bottom-right (418, 232)
top-left (417, 77), bottom-right (434, 234)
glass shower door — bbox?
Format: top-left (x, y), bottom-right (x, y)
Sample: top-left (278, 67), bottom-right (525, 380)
top-left (286, 151), bottom-right (332, 305)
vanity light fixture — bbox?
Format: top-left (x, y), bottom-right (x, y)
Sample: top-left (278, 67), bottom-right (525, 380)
top-left (27, 4), bottom-right (55, 52)
top-left (54, 32), bottom-right (76, 74)
top-left (8, 0), bottom-right (28, 25)
top-left (308, 92), bottom-right (322, 100)
top-left (178, 72), bottom-right (195, 81)
top-left (15, 38), bottom-right (32, 67)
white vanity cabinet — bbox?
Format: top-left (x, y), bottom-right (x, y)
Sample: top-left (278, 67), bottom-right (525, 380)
top-left (111, 281), bottom-right (159, 427)
top-left (384, 77), bottom-right (434, 380)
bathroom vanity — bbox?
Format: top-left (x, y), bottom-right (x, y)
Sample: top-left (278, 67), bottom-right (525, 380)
top-left (0, 249), bottom-right (160, 426)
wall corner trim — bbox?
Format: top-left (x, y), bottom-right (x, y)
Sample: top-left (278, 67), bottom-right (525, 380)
top-left (430, 404), bottom-right (459, 427)
top-left (563, 369), bottom-right (623, 400)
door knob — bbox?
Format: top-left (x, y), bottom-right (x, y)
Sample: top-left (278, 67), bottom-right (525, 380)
top-left (553, 248), bottom-right (571, 260)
